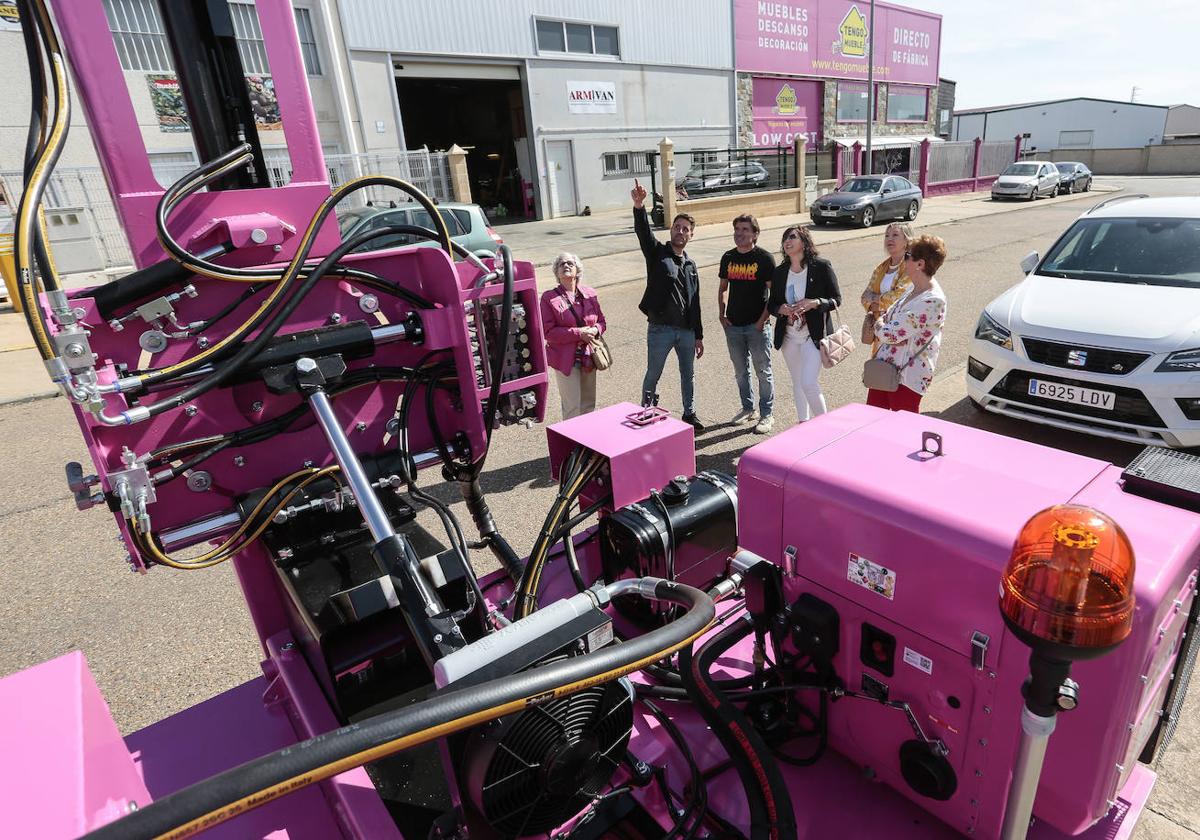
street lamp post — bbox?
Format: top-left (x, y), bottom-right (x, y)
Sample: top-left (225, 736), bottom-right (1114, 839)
top-left (865, 0), bottom-right (876, 175)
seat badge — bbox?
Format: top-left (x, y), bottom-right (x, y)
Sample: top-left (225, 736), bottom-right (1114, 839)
top-left (1067, 349), bottom-right (1088, 366)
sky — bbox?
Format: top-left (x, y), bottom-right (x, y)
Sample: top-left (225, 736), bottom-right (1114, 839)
top-left (909, 0), bottom-right (1199, 110)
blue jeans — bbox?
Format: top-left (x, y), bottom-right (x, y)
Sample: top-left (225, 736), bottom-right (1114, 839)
top-left (643, 324), bottom-right (697, 414)
top-left (724, 322), bottom-right (774, 418)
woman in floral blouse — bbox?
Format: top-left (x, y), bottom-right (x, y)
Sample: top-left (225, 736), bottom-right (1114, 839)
top-left (867, 235), bottom-right (948, 413)
top-left (861, 222), bottom-right (914, 353)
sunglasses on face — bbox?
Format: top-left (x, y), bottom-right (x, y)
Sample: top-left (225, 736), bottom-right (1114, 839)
top-left (559, 261), bottom-right (577, 267)
top-left (784, 232), bottom-right (802, 241)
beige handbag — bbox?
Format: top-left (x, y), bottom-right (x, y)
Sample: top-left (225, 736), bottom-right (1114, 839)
top-left (819, 306), bottom-right (856, 369)
top-left (587, 334), bottom-right (613, 371)
top-left (861, 311), bottom-right (877, 345)
top-left (863, 337), bottom-right (933, 392)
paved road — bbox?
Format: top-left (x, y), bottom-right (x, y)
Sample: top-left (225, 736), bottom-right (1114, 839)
top-left (0, 175), bottom-right (1196, 837)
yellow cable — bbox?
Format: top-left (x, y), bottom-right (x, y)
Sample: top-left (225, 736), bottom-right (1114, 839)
top-left (136, 466), bottom-right (341, 570)
top-left (155, 619), bottom-right (714, 839)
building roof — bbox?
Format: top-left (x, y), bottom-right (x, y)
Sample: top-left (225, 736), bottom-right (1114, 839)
top-left (954, 97), bottom-right (1169, 117)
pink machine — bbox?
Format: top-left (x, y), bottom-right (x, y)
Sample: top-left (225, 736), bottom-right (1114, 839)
top-left (3, 2), bottom-right (1199, 839)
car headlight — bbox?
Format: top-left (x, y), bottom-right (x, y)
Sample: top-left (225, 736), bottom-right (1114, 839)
top-left (975, 311), bottom-right (1013, 350)
top-left (1156, 347), bottom-right (1200, 372)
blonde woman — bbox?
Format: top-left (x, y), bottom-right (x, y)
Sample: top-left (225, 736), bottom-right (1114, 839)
top-left (540, 253), bottom-right (607, 420)
top-left (861, 223), bottom-right (914, 351)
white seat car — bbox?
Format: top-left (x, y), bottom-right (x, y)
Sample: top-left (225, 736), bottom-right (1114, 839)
top-left (967, 195), bottom-right (1200, 448)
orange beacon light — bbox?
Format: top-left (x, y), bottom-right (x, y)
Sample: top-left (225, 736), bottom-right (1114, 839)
top-left (1000, 504), bottom-right (1136, 657)
top-left (998, 505), bottom-right (1136, 840)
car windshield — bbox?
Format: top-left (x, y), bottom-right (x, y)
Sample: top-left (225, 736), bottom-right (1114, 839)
top-left (1003, 163), bottom-right (1040, 176)
top-left (337, 207), bottom-right (373, 237)
top-left (842, 178), bottom-right (882, 193)
top-left (1039, 217), bottom-right (1200, 288)
top-left (1055, 163), bottom-right (1076, 173)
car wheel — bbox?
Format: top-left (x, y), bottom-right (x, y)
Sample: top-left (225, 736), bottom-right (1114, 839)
top-left (1083, 179), bottom-right (1091, 192)
top-left (860, 206), bottom-right (875, 228)
top-left (906, 200), bottom-right (919, 221)
top-left (1028, 187), bottom-right (1037, 201)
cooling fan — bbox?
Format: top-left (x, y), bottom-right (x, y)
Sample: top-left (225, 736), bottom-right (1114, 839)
top-left (462, 679), bottom-right (636, 838)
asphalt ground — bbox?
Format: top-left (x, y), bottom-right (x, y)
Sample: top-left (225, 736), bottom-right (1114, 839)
top-left (1, 176), bottom-right (1197, 837)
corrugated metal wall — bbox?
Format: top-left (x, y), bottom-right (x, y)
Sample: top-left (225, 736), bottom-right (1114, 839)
top-left (338, 0), bottom-right (733, 68)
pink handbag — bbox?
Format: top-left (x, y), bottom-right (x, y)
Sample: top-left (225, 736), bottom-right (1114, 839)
top-left (819, 307), bottom-right (856, 369)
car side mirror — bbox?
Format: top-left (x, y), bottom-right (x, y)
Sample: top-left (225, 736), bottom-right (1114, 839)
top-left (1020, 251), bottom-right (1040, 275)
top-left (882, 187), bottom-right (893, 194)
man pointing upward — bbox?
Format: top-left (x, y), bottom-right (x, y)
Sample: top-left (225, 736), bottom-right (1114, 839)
top-left (631, 179), bottom-right (705, 431)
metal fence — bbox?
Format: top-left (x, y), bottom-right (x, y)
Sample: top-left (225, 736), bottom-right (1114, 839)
top-left (927, 140), bottom-right (976, 183)
top-left (977, 140), bottom-right (1017, 178)
top-left (672, 146), bottom-right (797, 200)
top-left (0, 148), bottom-right (453, 272)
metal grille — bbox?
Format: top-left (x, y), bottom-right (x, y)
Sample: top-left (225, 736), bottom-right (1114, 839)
top-left (103, 0), bottom-right (174, 73)
top-left (1021, 337), bottom-right (1149, 376)
top-left (977, 140), bottom-right (1016, 178)
top-left (324, 149), bottom-right (453, 207)
top-left (1122, 446), bottom-right (1200, 509)
top-left (927, 140), bottom-right (974, 183)
top-left (990, 370), bottom-right (1165, 427)
top-left (838, 145), bottom-right (858, 184)
top-left (230, 2), bottom-right (271, 75)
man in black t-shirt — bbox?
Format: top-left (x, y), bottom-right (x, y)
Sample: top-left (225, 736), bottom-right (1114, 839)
top-left (717, 214), bottom-right (776, 434)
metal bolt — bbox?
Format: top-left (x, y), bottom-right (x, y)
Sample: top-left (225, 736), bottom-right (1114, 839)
top-left (126, 801), bottom-right (139, 813)
top-left (358, 293), bottom-right (380, 314)
top-left (197, 336), bottom-right (210, 349)
top-left (64, 342), bottom-right (86, 358)
top-left (975, 770), bottom-right (983, 777)
top-left (329, 312), bottom-right (343, 324)
top-left (356, 422), bottom-right (367, 432)
top-left (978, 738), bottom-right (988, 747)
top-left (251, 401), bottom-right (264, 412)
top-left (184, 405), bottom-right (198, 417)
top-left (278, 548), bottom-right (294, 560)
top-left (72, 307), bottom-right (87, 320)
top-left (281, 642), bottom-right (295, 651)
top-left (983, 706), bottom-right (992, 714)
top-left (295, 357), bottom-right (318, 375)
top-left (273, 244), bottom-right (282, 253)
top-left (233, 455), bottom-right (245, 467)
top-left (185, 470), bottom-right (212, 492)
top-left (303, 459), bottom-right (315, 468)
top-left (434, 633), bottom-right (444, 643)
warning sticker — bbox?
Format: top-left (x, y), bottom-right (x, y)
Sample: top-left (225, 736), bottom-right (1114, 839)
top-left (903, 646), bottom-right (933, 675)
top-left (847, 553), bottom-right (895, 600)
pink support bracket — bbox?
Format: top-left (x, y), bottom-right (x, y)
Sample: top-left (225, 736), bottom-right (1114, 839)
top-left (187, 212), bottom-right (297, 253)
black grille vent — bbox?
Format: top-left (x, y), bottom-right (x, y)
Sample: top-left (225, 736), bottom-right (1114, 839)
top-left (1022, 337), bottom-right (1149, 376)
top-left (991, 371), bottom-right (1165, 427)
top-left (1122, 446), bottom-right (1200, 512)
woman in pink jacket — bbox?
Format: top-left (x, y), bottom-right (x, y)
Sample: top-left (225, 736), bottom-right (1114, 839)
top-left (540, 252), bottom-right (608, 420)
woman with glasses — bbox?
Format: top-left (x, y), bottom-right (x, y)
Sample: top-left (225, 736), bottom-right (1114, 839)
top-left (767, 225), bottom-right (842, 423)
top-left (540, 252), bottom-right (608, 420)
top-left (867, 235), bottom-right (948, 413)
top-left (861, 222), bottom-right (915, 352)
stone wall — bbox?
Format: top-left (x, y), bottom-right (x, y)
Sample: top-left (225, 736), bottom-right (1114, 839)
top-left (677, 187), bottom-right (806, 227)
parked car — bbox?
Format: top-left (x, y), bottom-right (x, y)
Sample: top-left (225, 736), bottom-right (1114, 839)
top-left (966, 195), bottom-right (1200, 448)
top-left (809, 175), bottom-right (922, 228)
top-left (990, 161), bottom-right (1060, 201)
top-left (1054, 162), bottom-right (1093, 194)
top-left (336, 201), bottom-right (504, 256)
top-left (680, 161), bottom-right (769, 195)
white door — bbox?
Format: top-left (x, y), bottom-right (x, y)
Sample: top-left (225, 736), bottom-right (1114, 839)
top-left (545, 140), bottom-right (577, 217)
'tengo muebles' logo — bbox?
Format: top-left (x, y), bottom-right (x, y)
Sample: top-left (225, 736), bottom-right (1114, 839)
top-left (773, 84), bottom-right (799, 116)
top-left (835, 6), bottom-right (868, 58)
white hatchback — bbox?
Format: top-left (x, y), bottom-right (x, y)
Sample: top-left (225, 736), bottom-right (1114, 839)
top-left (967, 195), bottom-right (1200, 448)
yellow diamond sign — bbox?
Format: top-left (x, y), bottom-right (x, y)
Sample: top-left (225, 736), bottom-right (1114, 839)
top-left (837, 6), bottom-right (868, 58)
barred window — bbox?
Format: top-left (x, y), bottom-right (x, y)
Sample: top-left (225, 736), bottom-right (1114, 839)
top-left (229, 2), bottom-right (270, 75)
top-left (602, 151), bottom-right (653, 178)
top-left (293, 7), bottom-right (323, 76)
top-left (103, 0), bottom-right (174, 73)
top-left (535, 19), bottom-right (619, 57)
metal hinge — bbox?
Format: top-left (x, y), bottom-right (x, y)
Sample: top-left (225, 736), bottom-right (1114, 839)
top-left (971, 631), bottom-right (990, 670)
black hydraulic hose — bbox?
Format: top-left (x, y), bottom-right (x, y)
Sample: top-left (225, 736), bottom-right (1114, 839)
top-left (83, 579), bottom-right (715, 840)
top-left (478, 242), bottom-right (515, 457)
top-left (143, 224), bottom-right (419, 418)
top-left (18, 3), bottom-right (55, 290)
top-left (679, 614), bottom-right (797, 840)
top-left (457, 475), bottom-right (525, 583)
top-left (641, 698), bottom-right (707, 840)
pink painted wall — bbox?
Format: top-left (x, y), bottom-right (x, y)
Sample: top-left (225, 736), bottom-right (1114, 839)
top-left (751, 76), bottom-right (823, 149)
top-left (736, 0), bottom-right (941, 87)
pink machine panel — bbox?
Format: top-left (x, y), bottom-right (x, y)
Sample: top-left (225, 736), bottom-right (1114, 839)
top-left (738, 405), bottom-right (1199, 837)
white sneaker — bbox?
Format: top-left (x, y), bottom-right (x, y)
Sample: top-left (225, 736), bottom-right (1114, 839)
top-left (753, 415), bottom-right (775, 434)
top-left (731, 408), bottom-right (757, 424)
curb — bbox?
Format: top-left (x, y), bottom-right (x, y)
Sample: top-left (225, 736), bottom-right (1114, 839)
top-left (0, 390), bottom-right (59, 408)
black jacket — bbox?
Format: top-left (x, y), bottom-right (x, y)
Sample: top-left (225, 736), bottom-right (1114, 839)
top-left (767, 257), bottom-right (842, 350)
top-left (633, 207), bottom-right (703, 340)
